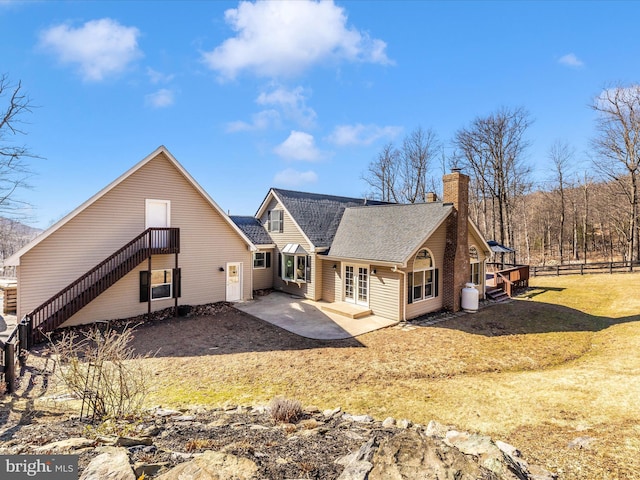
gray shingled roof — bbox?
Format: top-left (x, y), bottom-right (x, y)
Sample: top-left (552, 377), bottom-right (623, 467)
top-left (272, 189), bottom-right (389, 248)
top-left (230, 216), bottom-right (273, 246)
top-left (328, 203), bottom-right (453, 264)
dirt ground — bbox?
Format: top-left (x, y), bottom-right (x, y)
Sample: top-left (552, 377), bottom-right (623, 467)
top-left (4, 284), bottom-right (640, 479)
top-left (126, 304), bottom-right (359, 358)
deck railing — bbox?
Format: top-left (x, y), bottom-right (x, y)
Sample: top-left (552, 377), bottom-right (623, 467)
top-left (23, 227), bottom-right (179, 347)
top-left (487, 264), bottom-right (530, 298)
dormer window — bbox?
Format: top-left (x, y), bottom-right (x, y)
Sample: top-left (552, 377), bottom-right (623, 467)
top-left (268, 210), bottom-right (283, 232)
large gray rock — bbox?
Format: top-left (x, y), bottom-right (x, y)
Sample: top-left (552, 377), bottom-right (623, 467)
top-left (79, 447), bottom-right (135, 480)
top-left (156, 450), bottom-right (258, 480)
top-left (34, 437), bottom-right (94, 453)
top-left (445, 430), bottom-right (530, 479)
top-left (369, 430), bottom-right (500, 480)
top-left (337, 436), bottom-right (377, 480)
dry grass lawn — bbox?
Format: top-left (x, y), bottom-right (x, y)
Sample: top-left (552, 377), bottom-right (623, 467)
top-left (40, 272), bottom-right (640, 479)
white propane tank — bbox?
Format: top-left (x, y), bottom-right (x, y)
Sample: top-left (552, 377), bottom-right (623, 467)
top-left (461, 282), bottom-right (479, 312)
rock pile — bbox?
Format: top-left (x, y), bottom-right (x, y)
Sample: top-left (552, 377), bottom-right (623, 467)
top-left (0, 404), bottom-right (556, 479)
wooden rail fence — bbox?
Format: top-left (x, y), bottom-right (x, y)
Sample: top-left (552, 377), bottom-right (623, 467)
top-left (530, 261), bottom-right (640, 276)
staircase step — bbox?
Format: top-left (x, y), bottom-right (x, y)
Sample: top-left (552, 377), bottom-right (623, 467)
top-left (485, 288), bottom-right (510, 302)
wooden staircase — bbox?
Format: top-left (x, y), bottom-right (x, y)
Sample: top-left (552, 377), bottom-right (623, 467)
top-left (485, 287), bottom-right (510, 303)
top-left (21, 228), bottom-right (179, 348)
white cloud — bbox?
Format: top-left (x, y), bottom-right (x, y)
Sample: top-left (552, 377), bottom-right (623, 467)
top-left (274, 131), bottom-right (322, 161)
top-left (274, 168), bottom-right (318, 186)
top-left (257, 85), bottom-right (316, 127)
top-left (558, 53), bottom-right (584, 68)
top-left (39, 18), bottom-right (142, 81)
top-left (226, 109), bottom-right (281, 132)
top-left (147, 67), bottom-right (175, 84)
top-left (327, 123), bottom-right (402, 146)
top-left (228, 85), bottom-right (316, 133)
top-left (145, 89), bottom-right (175, 108)
top-left (202, 0), bottom-right (392, 80)
top-left (595, 85), bottom-right (640, 111)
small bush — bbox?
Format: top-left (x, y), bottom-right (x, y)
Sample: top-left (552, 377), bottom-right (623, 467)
top-left (48, 325), bottom-right (152, 420)
top-left (269, 396), bottom-right (303, 424)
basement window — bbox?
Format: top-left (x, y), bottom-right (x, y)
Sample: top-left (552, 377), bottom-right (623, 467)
top-left (151, 269), bottom-right (172, 300)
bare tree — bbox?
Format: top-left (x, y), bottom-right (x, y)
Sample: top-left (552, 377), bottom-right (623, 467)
top-left (577, 172), bottom-right (593, 262)
top-left (591, 84), bottom-right (640, 262)
top-left (362, 143), bottom-right (400, 202)
top-left (453, 107), bottom-right (533, 250)
top-left (548, 140), bottom-right (575, 264)
top-left (398, 127), bottom-right (440, 203)
top-left (363, 127), bottom-right (441, 203)
top-left (0, 73), bottom-right (37, 216)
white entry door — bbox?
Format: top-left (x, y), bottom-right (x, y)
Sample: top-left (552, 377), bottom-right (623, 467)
top-left (344, 265), bottom-right (369, 306)
top-left (146, 199), bottom-right (170, 247)
top-left (226, 262), bottom-right (242, 302)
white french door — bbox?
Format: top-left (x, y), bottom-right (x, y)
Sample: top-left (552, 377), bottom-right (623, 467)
top-left (344, 264), bottom-right (369, 306)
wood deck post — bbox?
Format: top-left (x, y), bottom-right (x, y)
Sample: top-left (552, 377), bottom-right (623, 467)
top-left (4, 343), bottom-right (15, 394)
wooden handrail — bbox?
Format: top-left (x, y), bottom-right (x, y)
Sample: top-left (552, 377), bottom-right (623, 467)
top-left (491, 264), bottom-right (529, 299)
top-left (24, 227), bottom-right (179, 347)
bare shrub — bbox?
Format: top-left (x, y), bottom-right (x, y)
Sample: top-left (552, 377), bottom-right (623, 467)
top-left (185, 438), bottom-right (219, 452)
top-left (269, 396), bottom-right (303, 424)
top-left (48, 325), bottom-right (152, 420)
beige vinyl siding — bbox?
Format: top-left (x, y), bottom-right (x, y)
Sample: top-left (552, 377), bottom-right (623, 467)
top-left (252, 249), bottom-right (274, 291)
top-left (369, 266), bottom-right (401, 320)
top-left (17, 152), bottom-right (252, 326)
top-left (469, 228), bottom-right (488, 263)
top-left (259, 198), bottom-right (317, 299)
top-left (321, 259), bottom-right (341, 302)
top-left (312, 254), bottom-right (323, 300)
top-left (405, 222), bottom-right (447, 319)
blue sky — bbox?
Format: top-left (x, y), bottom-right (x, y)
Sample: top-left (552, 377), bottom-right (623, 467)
top-left (2, 0), bottom-right (639, 229)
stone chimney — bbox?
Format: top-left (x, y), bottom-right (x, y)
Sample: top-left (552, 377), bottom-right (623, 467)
top-left (442, 169), bottom-right (470, 312)
top-left (426, 192), bottom-right (438, 202)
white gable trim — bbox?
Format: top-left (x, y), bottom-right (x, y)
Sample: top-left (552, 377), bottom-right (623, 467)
top-left (469, 218), bottom-right (492, 256)
top-left (5, 146), bottom-right (256, 266)
top-left (401, 210), bottom-right (452, 268)
top-left (255, 189), bottom-right (317, 251)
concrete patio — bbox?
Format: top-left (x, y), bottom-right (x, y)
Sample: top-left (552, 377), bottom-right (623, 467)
top-left (234, 291), bottom-right (398, 340)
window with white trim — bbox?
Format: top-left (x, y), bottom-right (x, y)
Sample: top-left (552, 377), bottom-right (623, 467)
top-left (283, 254), bottom-right (307, 282)
top-left (268, 210), bottom-right (283, 232)
top-left (469, 246), bottom-right (481, 285)
top-left (407, 249), bottom-right (438, 304)
top-left (151, 269), bottom-right (172, 300)
top-left (253, 252), bottom-right (271, 269)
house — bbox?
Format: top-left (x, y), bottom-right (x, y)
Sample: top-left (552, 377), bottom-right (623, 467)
top-left (238, 170), bottom-right (490, 321)
top-left (6, 146), bottom-right (490, 345)
top-left (5, 146), bottom-right (255, 344)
